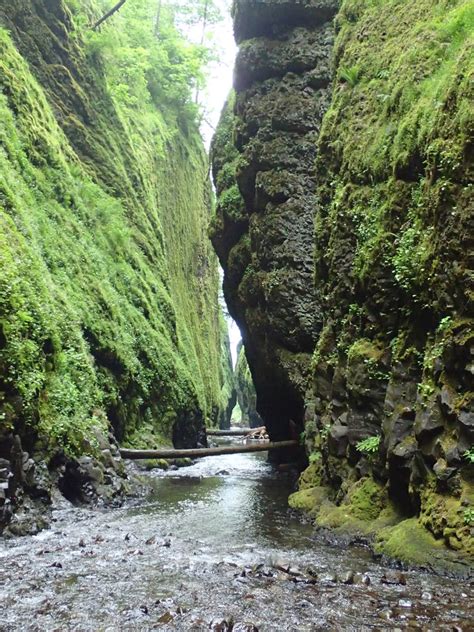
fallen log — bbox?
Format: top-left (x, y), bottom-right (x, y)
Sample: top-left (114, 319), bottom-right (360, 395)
top-left (119, 440), bottom-right (299, 460)
top-left (206, 428), bottom-right (253, 436)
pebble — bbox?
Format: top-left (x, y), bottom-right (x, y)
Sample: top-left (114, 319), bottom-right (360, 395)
top-left (209, 618), bottom-right (230, 631)
top-left (398, 599), bottom-right (412, 608)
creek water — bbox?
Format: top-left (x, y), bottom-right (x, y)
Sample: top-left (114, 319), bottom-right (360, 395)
top-left (0, 447), bottom-right (473, 631)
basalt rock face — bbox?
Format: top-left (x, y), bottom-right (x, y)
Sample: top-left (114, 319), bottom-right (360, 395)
top-left (211, 0), bottom-right (339, 441)
top-left (214, 0), bottom-right (473, 566)
top-left (234, 343), bottom-right (262, 428)
top-left (295, 0), bottom-right (473, 565)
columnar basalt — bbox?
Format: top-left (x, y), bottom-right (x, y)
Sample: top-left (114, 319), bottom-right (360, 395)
top-left (211, 0), bottom-right (339, 441)
top-left (292, 0), bottom-right (474, 566)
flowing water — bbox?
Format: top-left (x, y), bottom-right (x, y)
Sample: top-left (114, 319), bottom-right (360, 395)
top-left (0, 448), bottom-right (473, 631)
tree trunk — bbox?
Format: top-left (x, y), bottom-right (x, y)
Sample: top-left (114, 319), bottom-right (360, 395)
top-left (120, 440), bottom-right (299, 460)
top-left (154, 0), bottom-right (162, 37)
top-left (206, 428), bottom-right (253, 436)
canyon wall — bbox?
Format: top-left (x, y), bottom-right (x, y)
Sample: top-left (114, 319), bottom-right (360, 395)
top-left (211, 0), bottom-right (340, 441)
top-left (213, 0), bottom-right (473, 568)
top-left (0, 0), bottom-right (234, 533)
top-left (234, 342), bottom-right (262, 428)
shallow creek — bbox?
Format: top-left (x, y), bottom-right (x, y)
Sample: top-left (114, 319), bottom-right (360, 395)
top-left (1, 448), bottom-right (473, 631)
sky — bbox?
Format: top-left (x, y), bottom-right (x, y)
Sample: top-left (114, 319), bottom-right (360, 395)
top-left (198, 0), bottom-right (237, 147)
top-left (195, 1), bottom-right (242, 366)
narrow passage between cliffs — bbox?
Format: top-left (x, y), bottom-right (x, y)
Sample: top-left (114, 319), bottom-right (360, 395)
top-left (1, 440), bottom-right (472, 630)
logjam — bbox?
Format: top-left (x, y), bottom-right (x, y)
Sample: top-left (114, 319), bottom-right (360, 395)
top-left (120, 440), bottom-right (299, 460)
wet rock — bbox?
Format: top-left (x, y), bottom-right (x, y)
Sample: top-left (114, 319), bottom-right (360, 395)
top-left (341, 570), bottom-right (355, 585)
top-left (209, 618), bottom-right (230, 631)
top-left (320, 572), bottom-right (338, 583)
top-left (233, 623), bottom-right (259, 632)
top-left (380, 572), bottom-right (407, 586)
top-left (433, 458), bottom-right (456, 481)
top-left (361, 574), bottom-right (371, 586)
top-left (233, 0), bottom-right (339, 44)
top-left (272, 559), bottom-right (290, 573)
top-left (414, 401), bottom-right (445, 441)
top-left (305, 565), bottom-right (319, 578)
top-left (211, 0), bottom-right (337, 441)
top-left (77, 456), bottom-right (105, 483)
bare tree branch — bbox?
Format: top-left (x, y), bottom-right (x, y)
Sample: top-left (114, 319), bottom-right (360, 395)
top-left (91, 0), bottom-right (128, 31)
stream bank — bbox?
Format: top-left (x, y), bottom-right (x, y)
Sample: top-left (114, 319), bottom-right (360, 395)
top-left (1, 447), bottom-right (473, 631)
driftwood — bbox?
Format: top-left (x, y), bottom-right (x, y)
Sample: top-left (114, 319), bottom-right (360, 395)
top-left (120, 440), bottom-right (299, 460)
top-left (244, 426), bottom-right (268, 441)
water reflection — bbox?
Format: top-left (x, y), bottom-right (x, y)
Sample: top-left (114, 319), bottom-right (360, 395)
top-left (0, 451), bottom-right (472, 630)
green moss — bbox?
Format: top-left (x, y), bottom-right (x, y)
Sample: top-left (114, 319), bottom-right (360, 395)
top-left (347, 338), bottom-right (384, 363)
top-left (144, 459), bottom-right (170, 471)
top-left (345, 477), bottom-right (385, 520)
top-left (0, 3), bottom-right (232, 456)
top-left (310, 0), bottom-right (473, 565)
top-left (234, 343), bottom-right (260, 426)
top-left (418, 481), bottom-right (474, 558)
top-left (375, 518), bottom-right (444, 566)
top-left (374, 517), bottom-right (472, 574)
top-left (298, 461), bottom-right (323, 490)
top-left (288, 486), bottom-right (328, 515)
top-left (209, 91), bottom-right (246, 252)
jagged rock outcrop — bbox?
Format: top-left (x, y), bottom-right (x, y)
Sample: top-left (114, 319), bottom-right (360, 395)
top-left (211, 0), bottom-right (339, 441)
top-left (0, 0), bottom-right (234, 533)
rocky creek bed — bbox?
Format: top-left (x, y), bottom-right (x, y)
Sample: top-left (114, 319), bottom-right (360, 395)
top-left (1, 448), bottom-right (473, 631)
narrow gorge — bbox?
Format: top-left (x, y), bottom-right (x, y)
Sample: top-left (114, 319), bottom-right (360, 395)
top-left (0, 0), bottom-right (473, 629)
top-left (0, 0), bottom-right (235, 534)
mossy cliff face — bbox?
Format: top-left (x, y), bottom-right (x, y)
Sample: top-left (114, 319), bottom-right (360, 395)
top-left (302, 0), bottom-right (474, 567)
top-left (0, 0), bottom-right (233, 532)
top-left (213, 0), bottom-right (473, 568)
top-left (211, 0), bottom-right (339, 440)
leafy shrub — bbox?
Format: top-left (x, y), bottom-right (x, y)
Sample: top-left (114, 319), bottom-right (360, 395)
top-left (339, 65), bottom-right (361, 87)
top-left (463, 448), bottom-right (474, 464)
top-left (356, 435), bottom-right (381, 455)
top-left (464, 508), bottom-right (474, 525)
